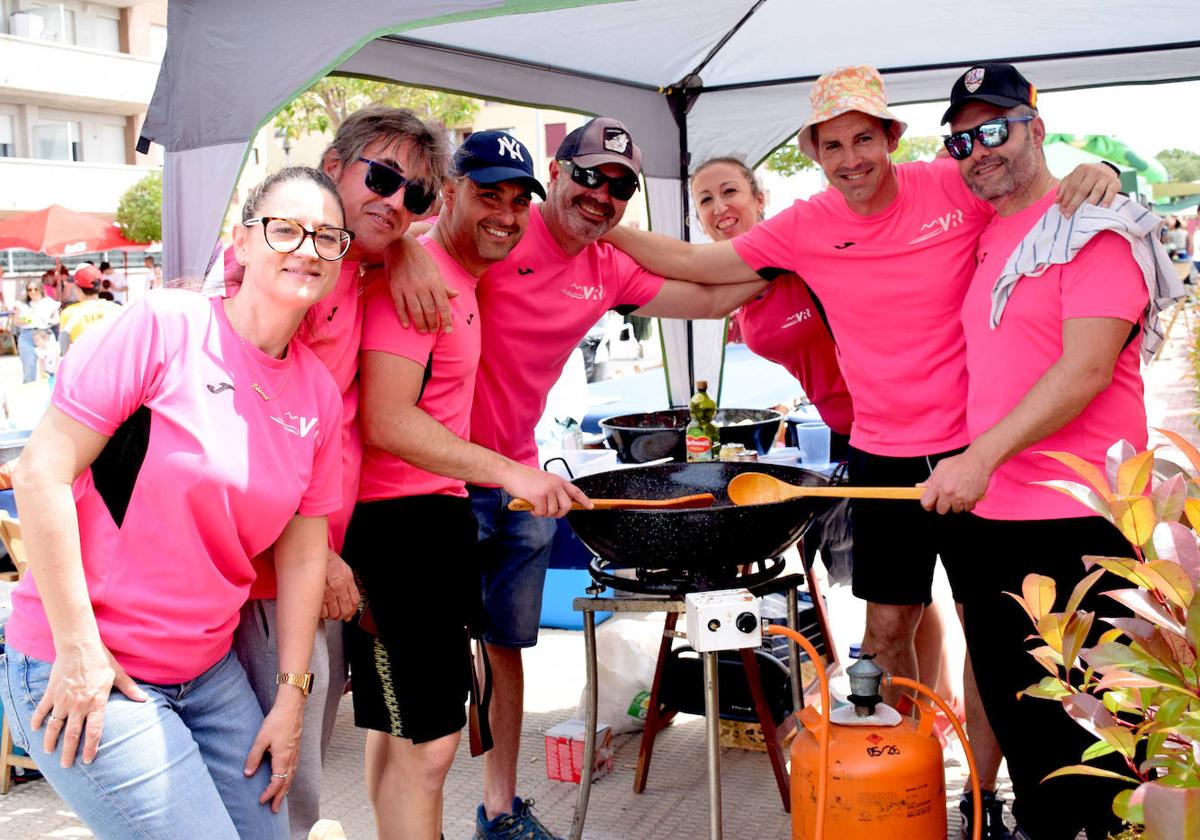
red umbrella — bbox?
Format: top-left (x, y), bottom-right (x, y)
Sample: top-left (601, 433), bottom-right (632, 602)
top-left (0, 204), bottom-right (144, 257)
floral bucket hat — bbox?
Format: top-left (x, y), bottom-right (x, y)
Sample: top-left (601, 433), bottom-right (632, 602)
top-left (796, 65), bottom-right (908, 159)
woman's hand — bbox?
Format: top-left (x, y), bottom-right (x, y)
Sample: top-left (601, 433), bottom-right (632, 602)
top-left (31, 639), bottom-right (147, 767)
top-left (244, 692), bottom-right (305, 813)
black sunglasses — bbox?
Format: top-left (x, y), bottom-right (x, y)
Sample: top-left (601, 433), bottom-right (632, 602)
top-left (559, 161), bottom-right (640, 201)
top-left (357, 157), bottom-right (436, 215)
top-left (942, 115), bottom-right (1035, 161)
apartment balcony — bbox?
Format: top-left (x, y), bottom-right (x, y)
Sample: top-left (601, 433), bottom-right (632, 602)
top-left (0, 33), bottom-right (158, 114)
top-left (0, 156), bottom-right (157, 219)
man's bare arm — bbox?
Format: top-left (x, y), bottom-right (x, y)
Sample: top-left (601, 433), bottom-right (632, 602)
top-left (360, 351), bottom-right (589, 517)
top-left (921, 317), bottom-right (1133, 514)
top-left (382, 234), bottom-right (456, 334)
top-left (603, 225), bottom-right (761, 285)
top-left (633, 279), bottom-right (767, 320)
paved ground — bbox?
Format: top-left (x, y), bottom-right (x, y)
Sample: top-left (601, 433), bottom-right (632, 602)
top-left (0, 295), bottom-right (1196, 838)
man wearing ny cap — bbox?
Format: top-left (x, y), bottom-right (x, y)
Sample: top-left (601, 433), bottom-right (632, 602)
top-left (392, 116), bottom-right (759, 839)
top-left (595, 66), bottom-right (1120, 839)
top-left (344, 130), bottom-right (585, 840)
top-left (59, 264), bottom-right (122, 346)
top-left (921, 63), bottom-right (1156, 840)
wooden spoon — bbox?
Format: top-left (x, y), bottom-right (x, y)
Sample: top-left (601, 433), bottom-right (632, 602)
top-left (507, 493), bottom-right (716, 512)
top-left (727, 472), bottom-right (925, 506)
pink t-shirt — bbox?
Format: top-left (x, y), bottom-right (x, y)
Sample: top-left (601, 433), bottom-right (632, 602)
top-left (735, 275), bottom-right (853, 435)
top-left (358, 237), bottom-right (481, 499)
top-left (962, 191), bottom-right (1148, 520)
top-left (471, 205), bottom-right (665, 467)
top-left (6, 292), bottom-right (343, 684)
top-left (732, 157), bottom-right (994, 457)
top-left (227, 257), bottom-right (366, 595)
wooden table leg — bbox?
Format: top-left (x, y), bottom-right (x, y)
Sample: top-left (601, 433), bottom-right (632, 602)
top-left (634, 610), bottom-right (679, 794)
top-left (740, 648), bottom-right (791, 812)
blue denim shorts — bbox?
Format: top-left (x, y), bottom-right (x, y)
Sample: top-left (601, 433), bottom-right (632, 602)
top-left (469, 485), bottom-right (558, 648)
top-left (0, 646), bottom-right (286, 840)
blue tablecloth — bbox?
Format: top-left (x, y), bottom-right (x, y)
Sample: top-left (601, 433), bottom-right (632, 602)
top-left (582, 343), bottom-right (804, 432)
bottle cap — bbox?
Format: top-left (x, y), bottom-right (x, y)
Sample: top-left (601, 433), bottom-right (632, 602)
top-left (696, 380), bottom-right (708, 390)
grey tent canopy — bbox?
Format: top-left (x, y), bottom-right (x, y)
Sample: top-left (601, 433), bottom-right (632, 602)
top-left (141, 0), bottom-right (1200, 403)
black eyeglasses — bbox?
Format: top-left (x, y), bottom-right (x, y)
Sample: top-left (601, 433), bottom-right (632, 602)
top-left (357, 157), bottom-right (437, 215)
top-left (244, 217), bottom-right (354, 261)
top-left (559, 161), bottom-right (640, 201)
top-left (942, 115), bottom-right (1035, 161)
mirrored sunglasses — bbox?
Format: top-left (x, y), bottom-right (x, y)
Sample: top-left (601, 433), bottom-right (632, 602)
top-left (942, 115), bottom-right (1034, 161)
top-left (358, 157), bottom-right (437, 215)
top-left (244, 217), bottom-right (354, 261)
top-left (559, 160), bottom-right (640, 201)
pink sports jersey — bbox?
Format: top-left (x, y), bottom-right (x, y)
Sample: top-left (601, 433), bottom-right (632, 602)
top-left (6, 292), bottom-right (342, 684)
top-left (471, 205), bottom-right (665, 467)
top-left (358, 236), bottom-right (481, 499)
top-left (732, 157), bottom-right (993, 456)
top-left (227, 259), bottom-right (367, 597)
top-left (962, 191), bottom-right (1148, 521)
top-left (735, 274), bottom-right (853, 435)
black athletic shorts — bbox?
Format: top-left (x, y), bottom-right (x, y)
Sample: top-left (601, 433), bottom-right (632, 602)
top-left (847, 445), bottom-right (970, 605)
top-left (342, 495), bottom-right (480, 744)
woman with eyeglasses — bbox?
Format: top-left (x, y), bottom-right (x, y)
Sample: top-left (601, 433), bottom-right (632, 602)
top-left (14, 278), bottom-right (60, 383)
top-left (0, 166), bottom-right (348, 840)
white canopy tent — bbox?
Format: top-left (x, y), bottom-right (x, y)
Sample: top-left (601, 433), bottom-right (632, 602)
top-left (140, 0), bottom-right (1200, 404)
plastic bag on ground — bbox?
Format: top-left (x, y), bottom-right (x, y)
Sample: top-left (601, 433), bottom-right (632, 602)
top-left (576, 613), bottom-right (666, 734)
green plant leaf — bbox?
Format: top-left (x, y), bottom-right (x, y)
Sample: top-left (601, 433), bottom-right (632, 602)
top-left (1105, 588), bottom-right (1187, 635)
top-left (1112, 785), bottom-right (1145, 824)
top-left (1083, 641), bottom-right (1160, 673)
top-left (1153, 520), bottom-right (1200, 585)
top-left (1089, 556), bottom-right (1156, 589)
top-left (1032, 480), bottom-right (1114, 520)
top-left (1117, 449), bottom-right (1156, 497)
top-left (1019, 676), bottom-right (1073, 701)
top-left (1187, 598), bottom-right (1200, 652)
top-left (1041, 764), bottom-right (1139, 784)
top-left (1082, 739), bottom-right (1119, 761)
top-left (1038, 450), bottom-right (1114, 497)
top-left (1065, 569), bottom-right (1107, 615)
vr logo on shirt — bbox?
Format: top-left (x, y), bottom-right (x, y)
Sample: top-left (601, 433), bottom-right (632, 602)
top-left (908, 209), bottom-right (965, 245)
top-left (561, 281), bottom-right (604, 302)
top-left (270, 411), bottom-right (320, 439)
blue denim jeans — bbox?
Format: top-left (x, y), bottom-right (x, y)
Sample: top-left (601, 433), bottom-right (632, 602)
top-left (469, 485), bottom-right (558, 648)
top-left (0, 646), bottom-right (287, 840)
top-left (16, 329), bottom-right (37, 384)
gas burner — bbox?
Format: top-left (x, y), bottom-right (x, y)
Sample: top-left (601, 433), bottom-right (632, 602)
top-left (588, 554), bottom-right (786, 596)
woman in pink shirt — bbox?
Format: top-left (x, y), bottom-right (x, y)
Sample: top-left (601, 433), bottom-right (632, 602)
top-left (690, 156), bottom-right (853, 453)
top-left (0, 167), bottom-right (346, 839)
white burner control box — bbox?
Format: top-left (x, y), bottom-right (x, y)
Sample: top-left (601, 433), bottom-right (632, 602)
top-left (685, 589), bottom-right (761, 652)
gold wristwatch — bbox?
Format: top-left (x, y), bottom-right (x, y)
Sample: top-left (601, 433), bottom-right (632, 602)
top-left (276, 672), bottom-right (314, 696)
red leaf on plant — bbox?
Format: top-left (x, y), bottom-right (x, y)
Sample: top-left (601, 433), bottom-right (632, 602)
top-left (1151, 521), bottom-right (1200, 585)
top-left (1093, 670), bottom-right (1162, 690)
top-left (1063, 693), bottom-right (1118, 737)
top-left (1156, 428), bottom-right (1200, 475)
top-left (1106, 440), bottom-right (1138, 492)
top-left (1151, 473), bottom-right (1188, 525)
top-left (1104, 588), bottom-right (1186, 635)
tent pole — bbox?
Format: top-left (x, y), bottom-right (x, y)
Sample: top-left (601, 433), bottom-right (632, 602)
top-left (666, 80), bottom-right (700, 399)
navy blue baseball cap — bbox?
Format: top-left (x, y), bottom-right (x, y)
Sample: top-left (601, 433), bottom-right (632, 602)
top-left (452, 130), bottom-right (545, 199)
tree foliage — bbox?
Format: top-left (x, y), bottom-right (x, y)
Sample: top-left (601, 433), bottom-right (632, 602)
top-left (115, 171), bottom-right (162, 244)
top-left (1156, 148), bottom-right (1200, 183)
top-left (764, 134), bottom-right (943, 177)
top-left (274, 77), bottom-right (481, 139)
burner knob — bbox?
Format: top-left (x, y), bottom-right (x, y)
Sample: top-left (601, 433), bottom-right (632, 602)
top-left (735, 612), bottom-right (758, 634)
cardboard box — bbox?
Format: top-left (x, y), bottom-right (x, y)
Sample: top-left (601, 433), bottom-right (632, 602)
top-left (544, 719), bottom-right (614, 783)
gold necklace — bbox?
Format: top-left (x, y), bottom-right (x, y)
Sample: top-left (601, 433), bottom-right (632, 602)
top-left (225, 303), bottom-right (293, 401)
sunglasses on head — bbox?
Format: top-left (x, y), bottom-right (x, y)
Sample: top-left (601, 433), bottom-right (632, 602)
top-left (357, 157), bottom-right (437, 215)
top-left (942, 115), bottom-right (1034, 161)
top-left (559, 161), bottom-right (640, 201)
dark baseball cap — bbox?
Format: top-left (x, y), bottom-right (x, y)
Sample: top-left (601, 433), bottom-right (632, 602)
top-left (941, 63), bottom-right (1038, 125)
top-left (452, 130), bottom-right (545, 199)
top-left (555, 117), bottom-right (642, 176)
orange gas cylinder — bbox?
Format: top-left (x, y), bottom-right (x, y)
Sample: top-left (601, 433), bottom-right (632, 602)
top-left (790, 700), bottom-right (946, 840)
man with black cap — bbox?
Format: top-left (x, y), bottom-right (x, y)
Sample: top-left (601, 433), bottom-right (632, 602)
top-left (344, 130), bottom-right (587, 840)
top-left (921, 63), bottom-right (1162, 840)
